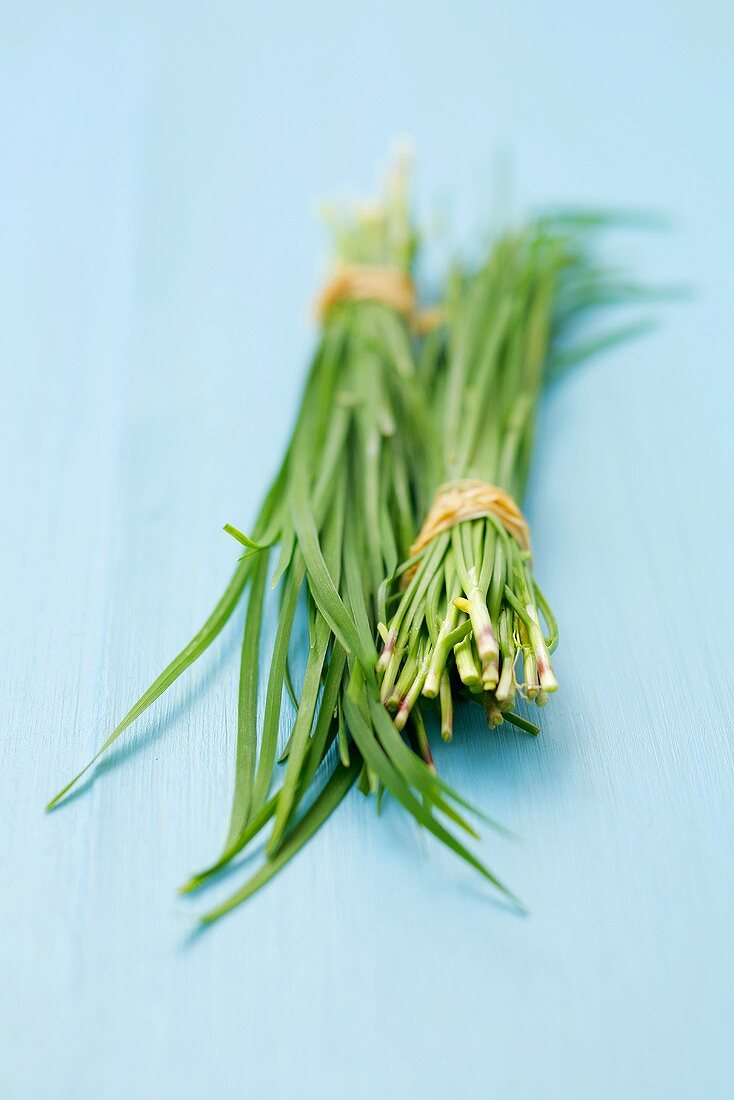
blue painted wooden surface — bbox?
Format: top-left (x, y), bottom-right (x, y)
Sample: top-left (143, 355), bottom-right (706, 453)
top-left (2, 3), bottom-right (732, 1097)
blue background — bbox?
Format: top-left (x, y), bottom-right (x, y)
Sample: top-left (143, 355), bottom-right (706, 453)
top-left (2, 3), bottom-right (732, 1097)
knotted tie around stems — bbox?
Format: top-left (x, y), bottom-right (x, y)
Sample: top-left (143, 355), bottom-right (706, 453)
top-left (316, 264), bottom-right (416, 319)
top-left (409, 478), bottom-right (532, 563)
top-left (315, 263), bottom-right (446, 333)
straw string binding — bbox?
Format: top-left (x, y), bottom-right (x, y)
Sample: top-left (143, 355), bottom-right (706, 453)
top-left (409, 478), bottom-right (532, 561)
top-left (315, 263), bottom-right (446, 333)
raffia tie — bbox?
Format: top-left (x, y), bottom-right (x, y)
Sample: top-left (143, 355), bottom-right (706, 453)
top-left (315, 263), bottom-right (446, 333)
top-left (409, 478), bottom-right (532, 561)
top-left (316, 264), bottom-right (416, 320)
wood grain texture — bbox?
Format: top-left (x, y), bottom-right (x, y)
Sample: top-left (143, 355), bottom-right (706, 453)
top-left (2, 3), bottom-right (732, 1098)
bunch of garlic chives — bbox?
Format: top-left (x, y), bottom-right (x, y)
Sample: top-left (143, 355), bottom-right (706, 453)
top-left (49, 157), bottom-right (517, 921)
top-left (46, 161), bottom-right (426, 843)
top-left (48, 165), bottom-right (659, 921)
top-left (377, 221), bottom-right (645, 746)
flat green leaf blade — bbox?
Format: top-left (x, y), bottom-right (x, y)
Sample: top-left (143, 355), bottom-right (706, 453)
top-left (224, 523), bottom-right (270, 551)
top-left (250, 557), bottom-right (304, 815)
top-left (47, 557), bottom-right (253, 810)
top-left (200, 756), bottom-right (361, 925)
top-left (183, 647), bottom-right (347, 892)
top-left (223, 549), bottom-right (270, 849)
top-left (266, 615), bottom-right (331, 855)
